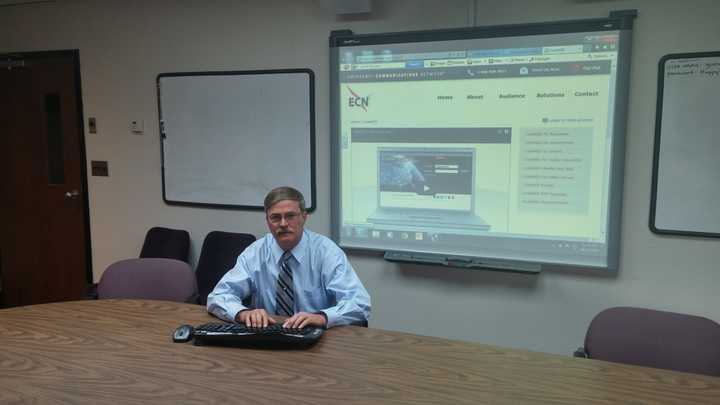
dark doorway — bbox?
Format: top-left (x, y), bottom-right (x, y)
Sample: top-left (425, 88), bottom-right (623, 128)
top-left (1, 50), bottom-right (91, 307)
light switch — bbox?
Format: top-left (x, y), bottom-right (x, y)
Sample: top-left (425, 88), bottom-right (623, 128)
top-left (88, 117), bottom-right (97, 134)
top-left (131, 120), bottom-right (144, 134)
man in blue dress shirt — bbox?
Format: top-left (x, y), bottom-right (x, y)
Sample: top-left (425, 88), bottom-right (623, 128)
top-left (207, 186), bottom-right (371, 329)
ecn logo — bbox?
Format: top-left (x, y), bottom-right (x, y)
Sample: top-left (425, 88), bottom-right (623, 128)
top-left (347, 86), bottom-right (369, 111)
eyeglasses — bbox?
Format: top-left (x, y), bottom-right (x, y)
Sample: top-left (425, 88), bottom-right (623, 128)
top-left (267, 212), bottom-right (302, 224)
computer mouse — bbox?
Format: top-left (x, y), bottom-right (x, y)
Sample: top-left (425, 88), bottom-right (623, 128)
top-left (172, 324), bottom-right (194, 343)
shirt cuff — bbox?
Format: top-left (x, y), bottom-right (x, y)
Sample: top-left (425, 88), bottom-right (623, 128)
top-left (321, 308), bottom-right (339, 328)
top-left (223, 302), bottom-right (248, 323)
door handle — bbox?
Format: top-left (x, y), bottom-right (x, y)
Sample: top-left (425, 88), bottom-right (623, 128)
top-left (64, 190), bottom-right (81, 199)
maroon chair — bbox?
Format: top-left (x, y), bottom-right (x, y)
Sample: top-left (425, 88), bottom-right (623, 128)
top-left (86, 227), bottom-right (191, 300)
top-left (97, 258), bottom-right (198, 303)
top-left (578, 307), bottom-right (720, 376)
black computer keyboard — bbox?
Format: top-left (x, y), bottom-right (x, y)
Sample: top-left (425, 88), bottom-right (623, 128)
top-left (191, 322), bottom-right (324, 349)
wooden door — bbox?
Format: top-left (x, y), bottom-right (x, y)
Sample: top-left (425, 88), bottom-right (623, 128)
top-left (1, 51), bottom-right (90, 307)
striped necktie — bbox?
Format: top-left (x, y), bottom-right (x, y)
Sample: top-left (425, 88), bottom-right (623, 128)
top-left (275, 250), bottom-right (294, 316)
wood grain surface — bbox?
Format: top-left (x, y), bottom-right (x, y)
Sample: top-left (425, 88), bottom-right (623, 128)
top-left (1, 300), bottom-right (719, 404)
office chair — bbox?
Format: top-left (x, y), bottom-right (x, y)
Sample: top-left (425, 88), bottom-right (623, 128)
top-left (575, 306), bottom-right (720, 376)
top-left (195, 231), bottom-right (256, 305)
top-left (86, 227), bottom-right (191, 300)
top-left (139, 226), bottom-right (190, 263)
top-left (97, 258), bottom-right (198, 303)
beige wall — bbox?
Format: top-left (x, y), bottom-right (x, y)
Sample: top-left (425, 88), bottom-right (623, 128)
top-left (2, 0), bottom-right (719, 355)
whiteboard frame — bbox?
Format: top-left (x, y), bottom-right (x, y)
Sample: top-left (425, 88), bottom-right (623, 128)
top-left (649, 51), bottom-right (720, 237)
top-left (156, 69), bottom-right (316, 212)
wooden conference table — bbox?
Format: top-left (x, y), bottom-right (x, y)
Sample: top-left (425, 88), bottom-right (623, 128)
top-left (1, 300), bottom-right (719, 404)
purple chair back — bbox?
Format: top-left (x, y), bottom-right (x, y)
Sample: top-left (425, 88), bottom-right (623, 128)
top-left (585, 306), bottom-right (720, 376)
top-left (98, 258), bottom-right (197, 303)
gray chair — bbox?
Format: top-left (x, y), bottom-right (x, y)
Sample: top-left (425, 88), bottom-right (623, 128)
top-left (576, 306), bottom-right (720, 376)
top-left (97, 258), bottom-right (198, 303)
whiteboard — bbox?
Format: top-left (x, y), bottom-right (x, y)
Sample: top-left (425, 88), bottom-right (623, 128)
top-left (157, 70), bottom-right (315, 211)
top-left (650, 52), bottom-right (720, 236)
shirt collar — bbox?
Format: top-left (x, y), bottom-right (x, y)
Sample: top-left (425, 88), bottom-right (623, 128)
top-left (270, 229), bottom-right (308, 265)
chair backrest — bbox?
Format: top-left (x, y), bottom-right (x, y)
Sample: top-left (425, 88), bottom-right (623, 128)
top-left (139, 227), bottom-right (190, 263)
top-left (97, 258), bottom-right (197, 303)
top-left (584, 306), bottom-right (720, 376)
top-left (196, 231), bottom-right (256, 305)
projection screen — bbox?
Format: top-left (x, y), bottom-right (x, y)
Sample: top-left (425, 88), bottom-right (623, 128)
top-left (330, 12), bottom-right (635, 272)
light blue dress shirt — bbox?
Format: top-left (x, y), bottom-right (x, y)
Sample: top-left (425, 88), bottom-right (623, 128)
top-left (207, 229), bottom-right (371, 327)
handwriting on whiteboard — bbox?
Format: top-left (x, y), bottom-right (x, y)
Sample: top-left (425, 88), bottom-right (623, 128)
top-left (666, 58), bottom-right (720, 78)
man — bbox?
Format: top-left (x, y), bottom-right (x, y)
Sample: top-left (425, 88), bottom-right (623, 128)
top-left (207, 186), bottom-right (371, 329)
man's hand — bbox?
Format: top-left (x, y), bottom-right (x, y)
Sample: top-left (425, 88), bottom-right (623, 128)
top-left (236, 309), bottom-right (277, 328)
top-left (283, 312), bottom-right (327, 329)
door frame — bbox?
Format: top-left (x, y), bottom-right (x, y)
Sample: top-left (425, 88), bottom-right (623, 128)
top-left (2, 49), bottom-right (93, 287)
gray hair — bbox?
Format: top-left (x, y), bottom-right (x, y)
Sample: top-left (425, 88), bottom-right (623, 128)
top-left (264, 186), bottom-right (306, 212)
